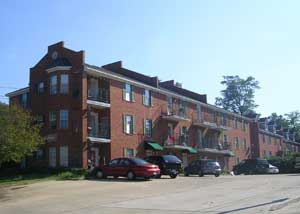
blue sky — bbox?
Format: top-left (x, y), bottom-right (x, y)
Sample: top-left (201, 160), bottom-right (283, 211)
top-left (0, 0), bottom-right (299, 116)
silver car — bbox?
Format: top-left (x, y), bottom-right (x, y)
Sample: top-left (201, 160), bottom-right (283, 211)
top-left (184, 159), bottom-right (222, 177)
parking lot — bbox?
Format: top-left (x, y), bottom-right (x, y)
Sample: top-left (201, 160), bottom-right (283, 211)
top-left (1, 174), bottom-right (300, 214)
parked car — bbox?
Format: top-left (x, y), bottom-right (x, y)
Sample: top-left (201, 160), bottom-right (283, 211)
top-left (233, 158), bottom-right (279, 175)
top-left (93, 157), bottom-right (160, 180)
top-left (144, 155), bottom-right (182, 179)
top-left (184, 159), bottom-right (221, 177)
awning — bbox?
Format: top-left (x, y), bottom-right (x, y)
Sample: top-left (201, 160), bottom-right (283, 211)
top-left (184, 147), bottom-right (198, 154)
top-left (164, 145), bottom-right (198, 154)
top-left (144, 141), bottom-right (164, 151)
top-left (224, 151), bottom-right (235, 157)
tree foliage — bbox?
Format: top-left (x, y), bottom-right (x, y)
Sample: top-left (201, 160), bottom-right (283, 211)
top-left (0, 103), bottom-right (44, 164)
top-left (215, 75), bottom-right (260, 115)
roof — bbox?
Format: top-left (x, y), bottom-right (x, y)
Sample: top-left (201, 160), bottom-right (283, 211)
top-left (5, 87), bottom-right (29, 97)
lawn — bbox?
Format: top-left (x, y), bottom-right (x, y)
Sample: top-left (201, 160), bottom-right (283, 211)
top-left (0, 169), bottom-right (91, 186)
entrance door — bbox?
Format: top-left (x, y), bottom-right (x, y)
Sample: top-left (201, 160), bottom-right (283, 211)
top-left (90, 147), bottom-right (99, 167)
top-left (89, 112), bottom-right (99, 137)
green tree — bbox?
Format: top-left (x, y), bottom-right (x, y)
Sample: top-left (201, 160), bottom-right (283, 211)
top-left (285, 111), bottom-right (300, 141)
top-left (215, 75), bottom-right (260, 115)
top-left (0, 103), bottom-right (44, 165)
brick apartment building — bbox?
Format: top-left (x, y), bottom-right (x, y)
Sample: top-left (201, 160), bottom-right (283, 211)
top-left (6, 42), bottom-right (299, 170)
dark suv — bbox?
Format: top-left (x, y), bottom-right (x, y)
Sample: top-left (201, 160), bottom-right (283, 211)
top-left (184, 159), bottom-right (221, 177)
top-left (233, 158), bottom-right (278, 175)
top-left (145, 155), bottom-right (182, 179)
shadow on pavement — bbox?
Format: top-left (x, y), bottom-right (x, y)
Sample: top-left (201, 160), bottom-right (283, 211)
top-left (217, 198), bottom-right (289, 214)
top-left (87, 177), bottom-right (152, 183)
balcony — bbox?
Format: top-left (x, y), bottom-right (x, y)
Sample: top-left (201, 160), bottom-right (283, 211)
top-left (197, 140), bottom-right (235, 157)
top-left (161, 106), bottom-right (191, 122)
top-left (87, 124), bottom-right (111, 143)
top-left (87, 88), bottom-right (110, 109)
top-left (164, 134), bottom-right (197, 154)
top-left (192, 117), bottom-right (230, 131)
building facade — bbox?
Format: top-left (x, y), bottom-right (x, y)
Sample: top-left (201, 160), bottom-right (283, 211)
top-left (6, 42), bottom-right (299, 170)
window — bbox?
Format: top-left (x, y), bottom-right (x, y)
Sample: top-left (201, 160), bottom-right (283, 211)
top-left (123, 114), bottom-right (135, 134)
top-left (242, 120), bottom-right (246, 131)
top-left (36, 115), bottom-right (44, 124)
top-left (36, 149), bottom-right (44, 160)
top-left (60, 110), bottom-right (69, 129)
top-left (269, 151), bottom-right (272, 156)
top-left (20, 93), bottom-right (28, 108)
top-left (38, 82), bottom-right (45, 94)
top-left (224, 135), bottom-right (228, 143)
top-left (49, 111), bottom-right (57, 129)
top-left (143, 89), bottom-right (151, 106)
top-left (275, 138), bottom-right (279, 145)
top-left (60, 74), bottom-right (69, 94)
top-left (178, 100), bottom-right (187, 117)
top-left (124, 148), bottom-right (134, 157)
top-left (263, 150), bottom-right (267, 157)
top-left (144, 119), bottom-right (152, 137)
top-left (234, 118), bottom-right (238, 129)
top-left (262, 134), bottom-right (266, 143)
top-left (59, 146), bottom-right (68, 167)
top-left (243, 139), bottom-right (247, 151)
top-left (123, 83), bottom-right (134, 102)
top-left (108, 159), bottom-right (119, 166)
top-left (214, 112), bottom-right (218, 123)
top-left (268, 136), bottom-right (272, 145)
top-left (49, 147), bottom-right (56, 167)
top-left (50, 75), bottom-right (57, 95)
top-left (167, 96), bottom-right (173, 114)
top-left (235, 137), bottom-right (240, 150)
top-left (222, 113), bottom-right (227, 126)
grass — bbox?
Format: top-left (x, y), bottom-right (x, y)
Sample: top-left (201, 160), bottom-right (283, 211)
top-left (0, 168), bottom-right (91, 186)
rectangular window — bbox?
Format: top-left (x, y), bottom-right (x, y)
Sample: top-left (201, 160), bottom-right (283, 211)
top-left (214, 112), bottom-right (218, 123)
top-left (50, 75), bottom-right (57, 95)
top-left (144, 119), bottom-right (152, 137)
top-left (243, 139), bottom-right (247, 151)
top-left (123, 114), bottom-right (135, 134)
top-left (49, 111), bottom-right (57, 129)
top-left (36, 115), bottom-right (44, 124)
top-left (222, 113), bottom-right (227, 126)
top-left (123, 83), bottom-right (134, 102)
top-left (49, 147), bottom-right (56, 167)
top-left (60, 110), bottom-right (69, 129)
top-left (38, 82), bottom-right (45, 94)
top-left (20, 93), bottom-right (28, 108)
top-left (263, 150), bottom-right (267, 157)
top-left (124, 148), bottom-right (134, 157)
top-left (143, 89), bottom-right (151, 106)
top-left (60, 74), bottom-right (69, 94)
top-left (234, 118), bottom-right (238, 129)
top-left (59, 146), bottom-right (69, 167)
top-left (167, 96), bottom-right (173, 115)
top-left (242, 120), bottom-right (246, 131)
top-left (269, 151), bottom-right (272, 156)
top-left (262, 134), bottom-right (266, 143)
top-left (268, 136), bottom-right (272, 145)
top-left (235, 137), bottom-right (240, 150)
top-left (179, 101), bottom-right (187, 117)
top-left (36, 149), bottom-right (44, 160)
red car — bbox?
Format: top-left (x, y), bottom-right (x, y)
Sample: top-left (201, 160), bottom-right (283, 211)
top-left (94, 158), bottom-right (160, 180)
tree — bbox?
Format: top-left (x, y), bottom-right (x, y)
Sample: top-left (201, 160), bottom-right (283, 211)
top-left (215, 75), bottom-right (260, 115)
top-left (285, 111), bottom-right (300, 141)
top-left (0, 103), bottom-right (44, 165)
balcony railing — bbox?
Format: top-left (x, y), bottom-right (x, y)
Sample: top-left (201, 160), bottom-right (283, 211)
top-left (87, 88), bottom-right (110, 103)
top-left (164, 134), bottom-right (190, 146)
top-left (87, 124), bottom-right (110, 143)
top-left (192, 117), bottom-right (230, 131)
top-left (161, 105), bottom-right (191, 122)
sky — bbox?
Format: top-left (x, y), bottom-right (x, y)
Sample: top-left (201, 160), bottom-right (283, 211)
top-left (0, 0), bottom-right (299, 116)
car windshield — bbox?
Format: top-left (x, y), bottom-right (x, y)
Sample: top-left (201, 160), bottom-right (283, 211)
top-left (257, 159), bottom-right (269, 165)
top-left (204, 160), bottom-right (220, 166)
top-left (162, 155), bottom-right (181, 163)
top-left (132, 158), bottom-right (149, 165)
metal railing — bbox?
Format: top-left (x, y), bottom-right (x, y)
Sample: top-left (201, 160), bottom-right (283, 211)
top-left (88, 124), bottom-right (110, 139)
top-left (87, 88), bottom-right (110, 103)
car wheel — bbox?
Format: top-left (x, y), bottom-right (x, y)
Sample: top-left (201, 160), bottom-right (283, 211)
top-left (155, 174), bottom-right (162, 179)
top-left (198, 171), bottom-right (204, 177)
top-left (215, 173), bottom-right (220, 177)
top-left (127, 171), bottom-right (136, 180)
top-left (96, 170), bottom-right (105, 179)
top-left (170, 174), bottom-right (177, 179)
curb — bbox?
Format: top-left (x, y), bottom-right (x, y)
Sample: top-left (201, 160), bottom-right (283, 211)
top-left (270, 197), bottom-right (300, 212)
